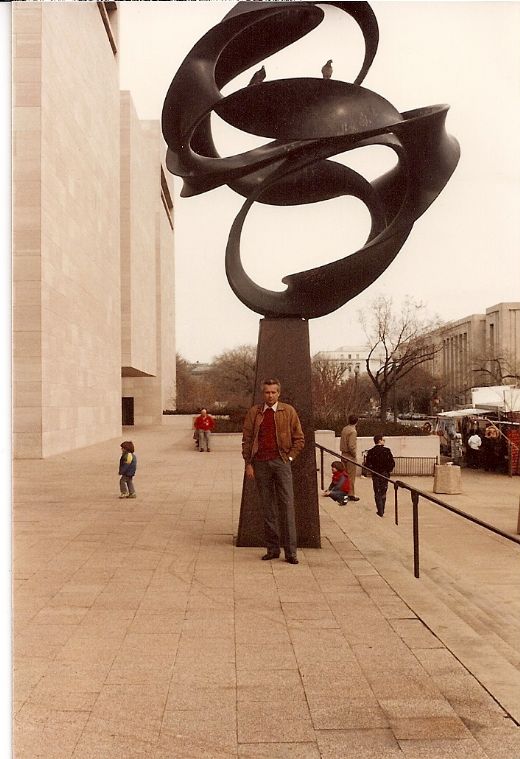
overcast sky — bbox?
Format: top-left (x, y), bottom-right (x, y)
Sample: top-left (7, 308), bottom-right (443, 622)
top-left (119, 1), bottom-right (520, 363)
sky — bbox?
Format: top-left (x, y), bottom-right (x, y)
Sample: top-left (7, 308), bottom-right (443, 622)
top-left (119, 1), bottom-right (520, 364)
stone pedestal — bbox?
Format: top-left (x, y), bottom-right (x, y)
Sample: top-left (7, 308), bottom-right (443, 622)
top-left (433, 464), bottom-right (462, 495)
top-left (236, 318), bottom-right (321, 548)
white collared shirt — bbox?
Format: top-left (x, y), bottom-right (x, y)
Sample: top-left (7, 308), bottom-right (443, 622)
top-left (262, 402), bottom-right (278, 413)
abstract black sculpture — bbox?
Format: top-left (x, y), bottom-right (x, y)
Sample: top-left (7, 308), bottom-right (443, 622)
top-left (162, 1), bottom-right (459, 548)
top-left (162, 1), bottom-right (460, 319)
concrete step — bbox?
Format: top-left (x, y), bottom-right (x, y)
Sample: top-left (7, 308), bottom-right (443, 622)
top-left (323, 498), bottom-right (520, 727)
top-left (427, 565), bottom-right (520, 668)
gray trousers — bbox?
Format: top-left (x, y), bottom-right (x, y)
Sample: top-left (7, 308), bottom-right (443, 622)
top-left (120, 475), bottom-right (135, 495)
top-left (253, 458), bottom-right (297, 557)
top-left (198, 430), bottom-right (211, 451)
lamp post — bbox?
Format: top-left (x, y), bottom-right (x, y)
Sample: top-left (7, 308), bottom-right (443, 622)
top-left (391, 352), bottom-right (401, 423)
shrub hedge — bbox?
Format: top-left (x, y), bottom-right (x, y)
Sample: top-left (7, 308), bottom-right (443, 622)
top-left (164, 409), bottom-right (429, 436)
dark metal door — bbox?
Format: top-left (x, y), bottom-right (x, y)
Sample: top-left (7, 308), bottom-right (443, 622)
top-left (122, 397), bottom-right (134, 426)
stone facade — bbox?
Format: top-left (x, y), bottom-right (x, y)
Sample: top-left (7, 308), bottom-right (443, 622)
top-left (313, 344), bottom-right (386, 378)
top-left (13, 3), bottom-right (175, 458)
top-left (120, 94), bottom-right (176, 425)
top-left (425, 303), bottom-right (520, 407)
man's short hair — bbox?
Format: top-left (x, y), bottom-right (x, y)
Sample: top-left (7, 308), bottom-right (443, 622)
top-left (373, 434), bottom-right (384, 444)
top-left (348, 414), bottom-right (358, 425)
top-left (262, 378), bottom-right (281, 391)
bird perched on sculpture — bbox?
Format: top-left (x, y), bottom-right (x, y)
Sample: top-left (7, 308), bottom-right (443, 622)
top-left (248, 65), bottom-right (266, 86)
top-left (321, 59), bottom-right (333, 79)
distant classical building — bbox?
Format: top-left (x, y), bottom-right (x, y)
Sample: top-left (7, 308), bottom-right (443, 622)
top-left (313, 345), bottom-right (386, 379)
top-left (425, 303), bottom-right (520, 407)
top-left (13, 2), bottom-right (176, 458)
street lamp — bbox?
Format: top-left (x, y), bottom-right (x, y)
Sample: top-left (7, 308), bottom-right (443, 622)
top-left (390, 351), bottom-right (401, 423)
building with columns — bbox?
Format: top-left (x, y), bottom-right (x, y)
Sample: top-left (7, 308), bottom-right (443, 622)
top-left (13, 2), bottom-right (176, 458)
top-left (426, 303), bottom-right (520, 408)
top-left (313, 345), bottom-right (386, 379)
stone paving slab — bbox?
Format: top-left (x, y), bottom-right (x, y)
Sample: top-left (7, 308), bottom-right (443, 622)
top-left (12, 425), bottom-right (520, 758)
top-left (320, 468), bottom-right (520, 726)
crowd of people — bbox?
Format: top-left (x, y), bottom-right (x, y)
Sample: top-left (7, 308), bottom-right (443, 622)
top-left (448, 421), bottom-right (509, 472)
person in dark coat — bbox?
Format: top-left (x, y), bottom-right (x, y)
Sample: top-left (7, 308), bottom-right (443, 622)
top-left (364, 434), bottom-right (395, 517)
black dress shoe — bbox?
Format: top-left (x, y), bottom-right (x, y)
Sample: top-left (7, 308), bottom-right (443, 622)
top-left (261, 551), bottom-right (280, 560)
top-left (350, 496), bottom-right (360, 502)
top-left (285, 556), bottom-right (299, 565)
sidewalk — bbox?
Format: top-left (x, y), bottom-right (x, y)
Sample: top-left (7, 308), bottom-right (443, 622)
top-left (13, 425), bottom-right (520, 758)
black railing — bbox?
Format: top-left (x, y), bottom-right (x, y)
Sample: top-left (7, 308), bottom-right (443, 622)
top-left (316, 442), bottom-right (520, 578)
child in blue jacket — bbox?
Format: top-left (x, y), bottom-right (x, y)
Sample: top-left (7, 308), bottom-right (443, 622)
top-left (322, 461), bottom-right (350, 505)
top-left (119, 440), bottom-right (137, 498)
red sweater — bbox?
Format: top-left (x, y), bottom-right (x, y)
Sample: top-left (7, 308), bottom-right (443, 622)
top-left (255, 407), bottom-right (278, 461)
top-left (194, 414), bottom-right (215, 431)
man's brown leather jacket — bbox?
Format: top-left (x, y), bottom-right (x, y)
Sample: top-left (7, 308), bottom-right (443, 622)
top-left (242, 402), bottom-right (305, 464)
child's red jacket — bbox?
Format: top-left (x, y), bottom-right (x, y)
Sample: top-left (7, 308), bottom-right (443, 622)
top-left (328, 470), bottom-right (350, 493)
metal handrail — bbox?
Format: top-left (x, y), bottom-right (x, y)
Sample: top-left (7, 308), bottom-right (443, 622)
top-left (316, 442), bottom-right (520, 578)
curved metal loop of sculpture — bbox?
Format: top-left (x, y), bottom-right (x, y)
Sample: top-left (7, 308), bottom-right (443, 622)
top-left (162, 1), bottom-right (460, 319)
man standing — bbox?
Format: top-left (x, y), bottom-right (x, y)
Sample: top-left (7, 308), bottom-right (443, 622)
top-left (364, 434), bottom-right (395, 517)
top-left (242, 378), bottom-right (304, 564)
top-left (340, 414), bottom-right (360, 501)
top-left (194, 408), bottom-right (215, 452)
top-left (466, 429), bottom-right (482, 468)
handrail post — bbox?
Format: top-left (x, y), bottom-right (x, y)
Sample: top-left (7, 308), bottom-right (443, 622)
top-left (394, 482), bottom-right (399, 525)
top-left (320, 447), bottom-right (325, 490)
top-left (411, 491), bottom-right (420, 578)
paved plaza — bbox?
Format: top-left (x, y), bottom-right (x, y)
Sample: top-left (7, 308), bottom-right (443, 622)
top-left (13, 425), bottom-right (520, 758)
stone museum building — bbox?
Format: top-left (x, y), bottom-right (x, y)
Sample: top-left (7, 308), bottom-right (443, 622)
top-left (313, 345), bottom-right (386, 379)
top-left (12, 2), bottom-right (176, 459)
top-left (425, 302), bottom-right (520, 407)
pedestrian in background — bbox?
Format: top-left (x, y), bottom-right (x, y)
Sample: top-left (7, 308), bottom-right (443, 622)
top-left (466, 429), bottom-right (482, 468)
top-left (364, 434), bottom-right (395, 517)
top-left (194, 407), bottom-right (215, 452)
top-left (119, 440), bottom-right (137, 499)
top-left (340, 414), bottom-right (360, 501)
top-left (451, 432), bottom-right (463, 466)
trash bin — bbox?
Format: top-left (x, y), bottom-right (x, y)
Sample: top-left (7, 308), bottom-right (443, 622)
top-left (433, 464), bottom-right (461, 494)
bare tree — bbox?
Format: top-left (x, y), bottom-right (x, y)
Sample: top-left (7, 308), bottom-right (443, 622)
top-left (471, 350), bottom-right (520, 386)
top-left (311, 358), bottom-right (348, 425)
top-left (311, 357), bottom-right (372, 426)
top-left (175, 354), bottom-right (217, 410)
top-left (207, 344), bottom-right (256, 408)
top-left (393, 364), bottom-right (442, 415)
top-left (360, 296), bottom-right (441, 421)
